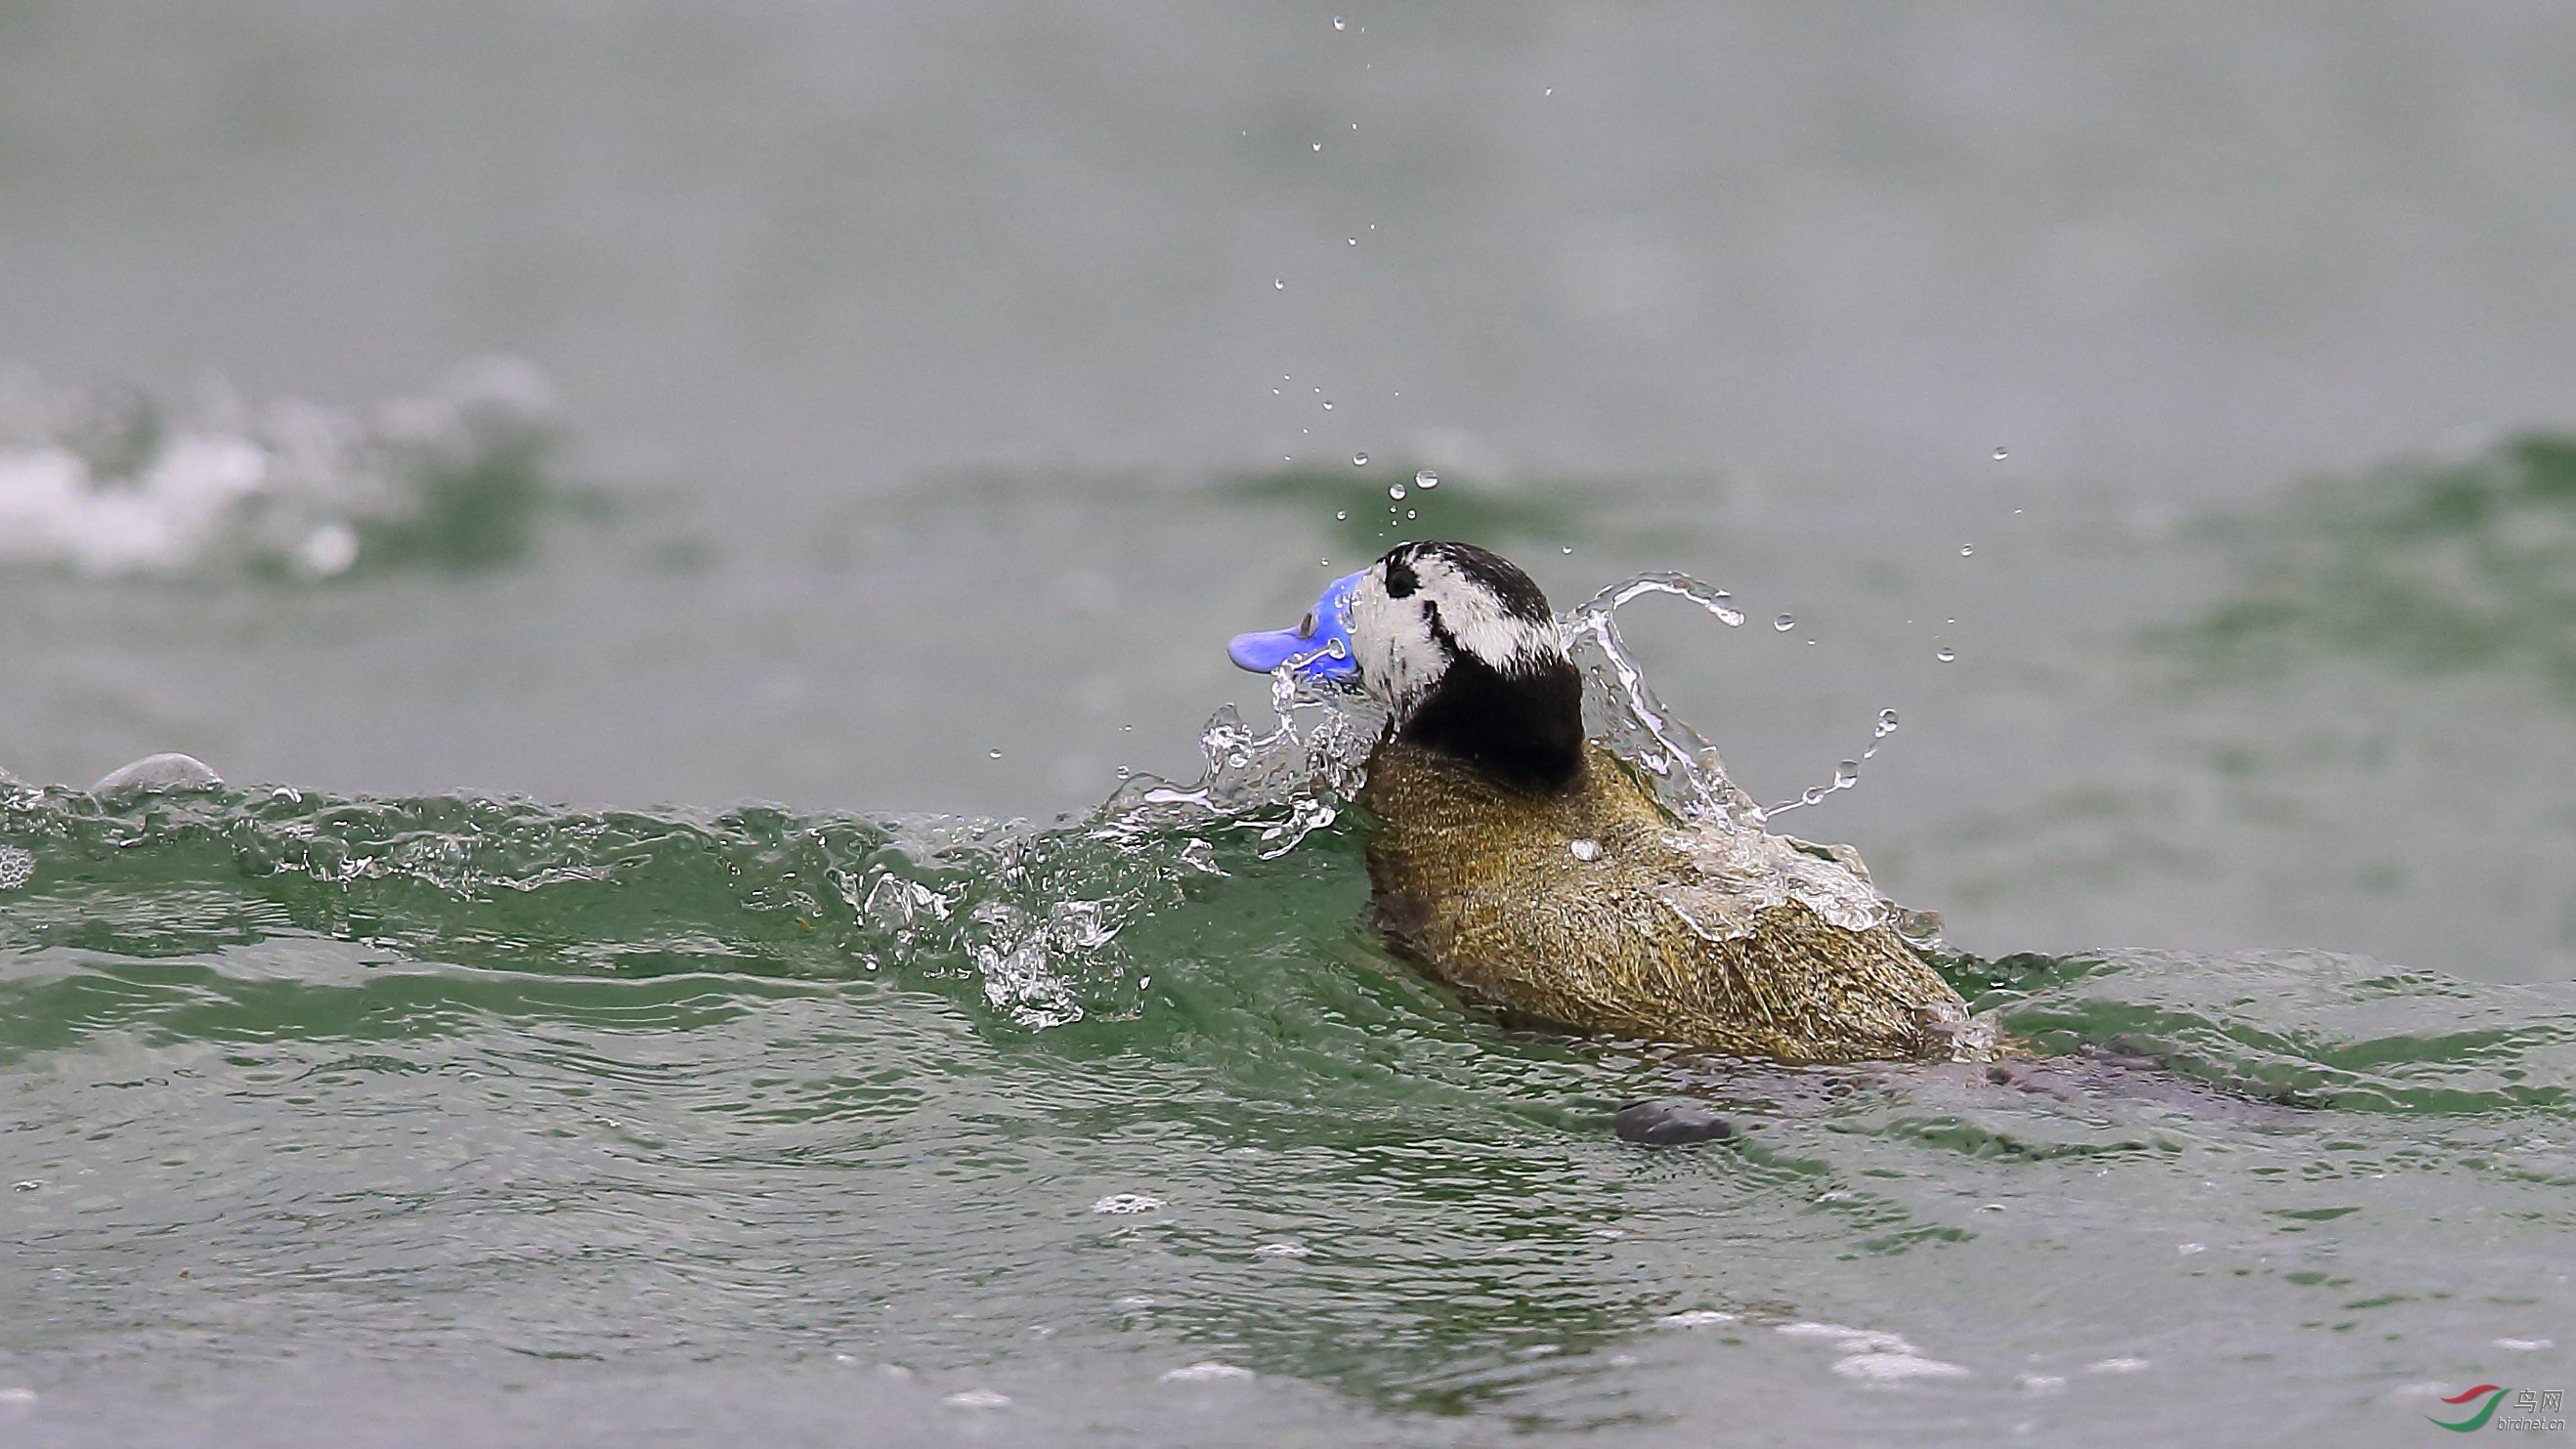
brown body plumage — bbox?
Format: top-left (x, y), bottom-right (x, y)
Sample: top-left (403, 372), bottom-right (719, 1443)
top-left (1359, 738), bottom-right (1976, 1063)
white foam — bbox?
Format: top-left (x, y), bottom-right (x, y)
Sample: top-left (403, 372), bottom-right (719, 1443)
top-left (1090, 1193), bottom-right (1163, 1215)
top-left (1834, 1352), bottom-right (1971, 1383)
top-left (1779, 1321), bottom-right (1972, 1385)
top-left (0, 361), bottom-right (553, 577)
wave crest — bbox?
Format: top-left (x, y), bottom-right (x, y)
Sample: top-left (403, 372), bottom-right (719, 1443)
top-left (0, 358), bottom-right (559, 578)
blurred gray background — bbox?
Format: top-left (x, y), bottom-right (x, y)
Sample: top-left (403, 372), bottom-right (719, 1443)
top-left (11, 5), bottom-right (2575, 496)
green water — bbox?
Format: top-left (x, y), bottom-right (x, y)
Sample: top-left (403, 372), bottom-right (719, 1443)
top-left (5, 741), bottom-right (2574, 1446)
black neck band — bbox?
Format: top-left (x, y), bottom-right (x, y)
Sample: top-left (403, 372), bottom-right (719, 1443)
top-left (1396, 652), bottom-right (1586, 795)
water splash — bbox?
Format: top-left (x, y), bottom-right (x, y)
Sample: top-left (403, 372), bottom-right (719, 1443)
top-left (1652, 826), bottom-right (1888, 942)
top-left (1560, 573), bottom-right (1909, 826)
top-left (1561, 573), bottom-right (1757, 828)
top-left (1109, 664), bottom-right (1379, 856)
top-left (0, 844), bottom-right (32, 892)
top-left (0, 668), bottom-right (1382, 1035)
top-left (1558, 572), bottom-right (1946, 954)
top-left (1762, 707), bottom-right (1905, 819)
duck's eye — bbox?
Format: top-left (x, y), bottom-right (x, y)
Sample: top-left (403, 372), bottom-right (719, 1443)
top-left (1296, 611), bottom-right (1318, 639)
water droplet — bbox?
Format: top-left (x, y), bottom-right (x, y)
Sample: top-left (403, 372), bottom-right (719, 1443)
top-left (1348, 237), bottom-right (1357, 245)
top-left (989, 748), bottom-right (1004, 759)
top-left (1415, 469), bottom-right (1438, 489)
top-left (1404, 508), bottom-right (1416, 519)
top-left (1833, 760), bottom-right (1861, 788)
top-left (1388, 483), bottom-right (1405, 500)
top-left (1959, 544), bottom-right (1974, 556)
top-left (1992, 446), bottom-right (2009, 460)
top-left (1936, 647), bottom-right (1956, 662)
top-left (1561, 545), bottom-right (1573, 554)
top-left (1799, 786), bottom-right (1825, 806)
top-left (1875, 708), bottom-right (1900, 737)
top-left (1353, 451), bottom-right (1369, 466)
top-left (1272, 278), bottom-right (1284, 290)
top-left (1312, 142), bottom-right (1322, 152)
top-left (1773, 614), bottom-right (1795, 632)
top-left (1567, 837), bottom-right (1601, 862)
top-left (1321, 401), bottom-right (1334, 409)
top-left (1332, 14), bottom-right (1346, 28)
top-left (1334, 509), bottom-right (1347, 520)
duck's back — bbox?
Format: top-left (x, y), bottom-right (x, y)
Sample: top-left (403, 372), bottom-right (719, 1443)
top-left (1356, 740), bottom-right (1971, 1063)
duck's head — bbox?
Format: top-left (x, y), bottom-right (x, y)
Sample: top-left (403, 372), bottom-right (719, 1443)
top-left (1229, 541), bottom-right (1585, 793)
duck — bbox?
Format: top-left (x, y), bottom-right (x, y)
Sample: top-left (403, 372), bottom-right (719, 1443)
top-left (1228, 540), bottom-right (1982, 1071)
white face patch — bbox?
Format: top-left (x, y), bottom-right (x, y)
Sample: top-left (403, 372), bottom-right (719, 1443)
top-left (1346, 546), bottom-right (1566, 721)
